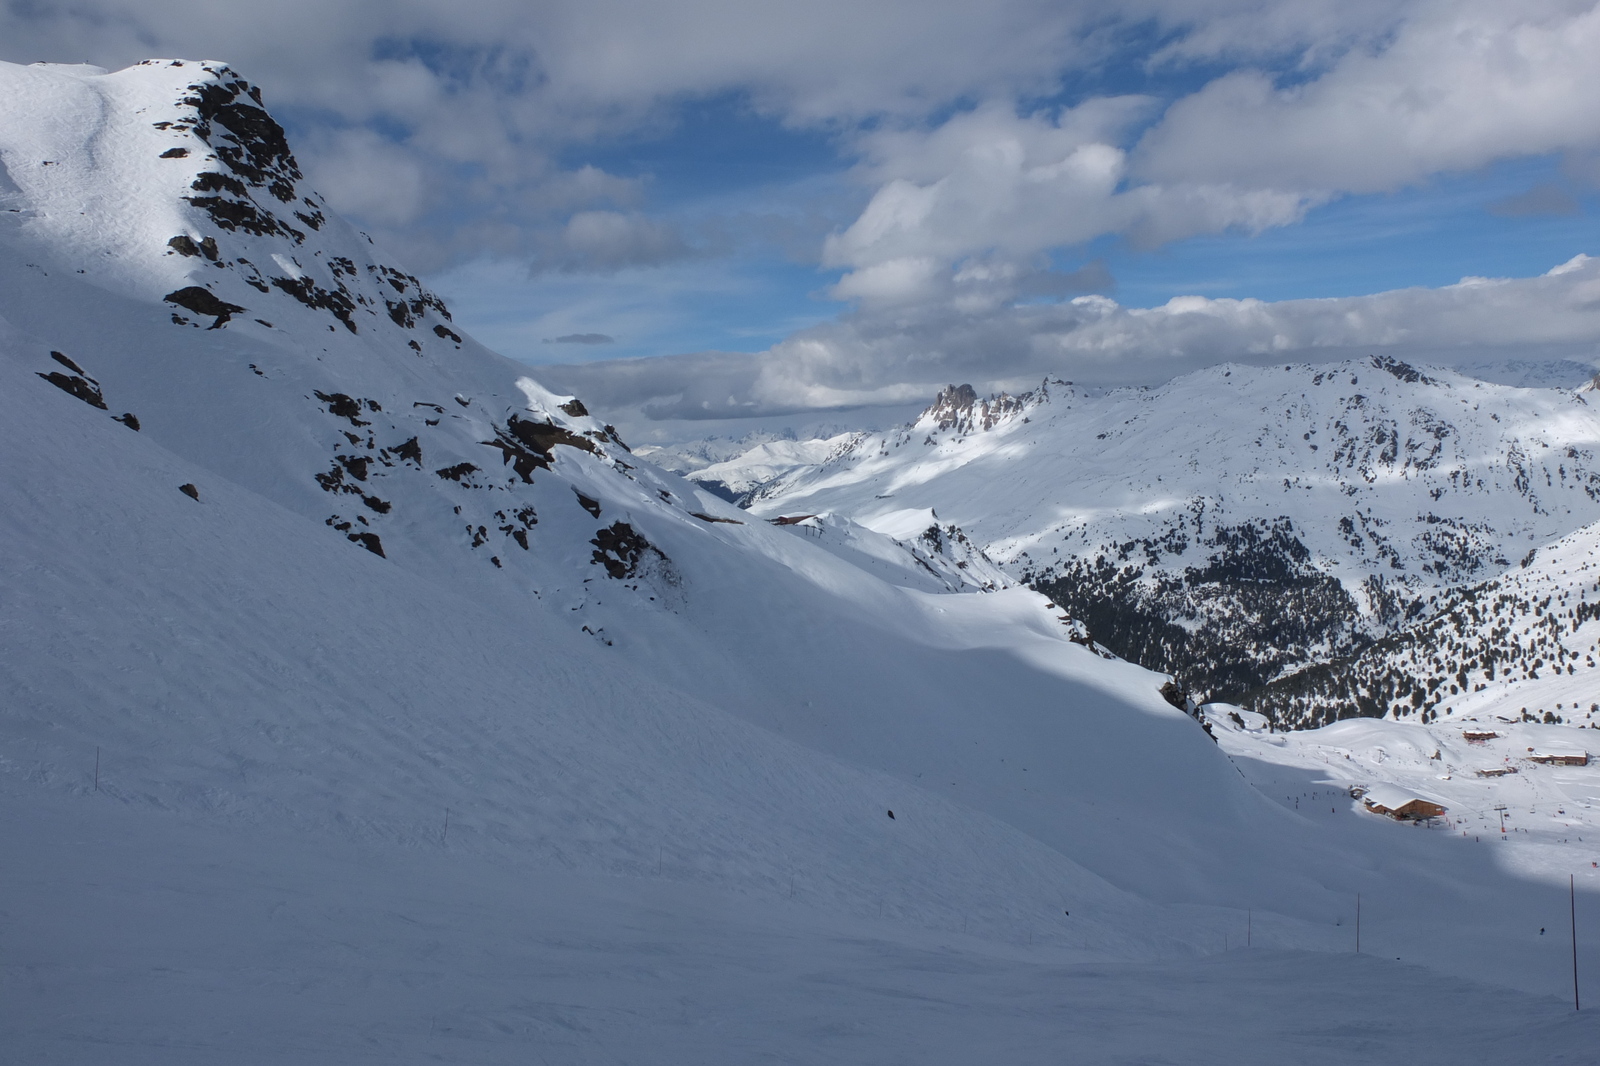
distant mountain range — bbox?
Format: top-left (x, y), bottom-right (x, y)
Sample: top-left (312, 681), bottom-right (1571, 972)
top-left (710, 352), bottom-right (1600, 721)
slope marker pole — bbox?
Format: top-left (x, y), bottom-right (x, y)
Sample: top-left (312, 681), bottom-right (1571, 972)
top-left (1574, 874), bottom-right (1581, 1012)
top-left (1248, 909), bottom-right (1252, 948)
top-left (442, 807), bottom-right (449, 847)
top-left (1356, 893), bottom-right (1361, 954)
top-left (94, 746), bottom-right (99, 792)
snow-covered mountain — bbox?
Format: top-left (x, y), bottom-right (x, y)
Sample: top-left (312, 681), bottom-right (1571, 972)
top-left (1246, 518), bottom-right (1600, 729)
top-left (740, 359), bottom-right (1600, 701)
top-left (5, 59), bottom-right (1600, 1059)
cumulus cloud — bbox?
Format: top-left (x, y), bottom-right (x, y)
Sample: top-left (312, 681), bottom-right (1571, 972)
top-left (1135, 0), bottom-right (1600, 195)
top-left (819, 0), bottom-right (1600, 307)
top-left (541, 255), bottom-right (1600, 421)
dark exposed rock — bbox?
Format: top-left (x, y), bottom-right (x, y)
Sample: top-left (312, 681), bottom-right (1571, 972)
top-left (313, 390), bottom-right (369, 426)
top-left (347, 531), bottom-right (385, 557)
top-left (179, 483), bottom-right (200, 501)
top-left (922, 384), bottom-right (1026, 434)
top-left (164, 286), bottom-right (245, 328)
top-left (559, 398), bottom-right (589, 417)
top-left (114, 412), bottom-right (141, 431)
top-left (50, 351), bottom-right (86, 374)
top-left (159, 147), bottom-right (188, 158)
top-left (37, 371), bottom-right (107, 409)
top-left (270, 275), bottom-right (357, 333)
top-left (392, 437), bottom-right (422, 465)
top-left (182, 76), bottom-right (300, 199)
top-left (590, 521), bottom-right (665, 579)
top-left (575, 491), bottom-right (602, 518)
top-left (190, 171), bottom-right (248, 198)
top-left (1159, 680), bottom-right (1189, 711)
top-left (184, 195), bottom-right (291, 239)
top-left (435, 462), bottom-right (479, 482)
top-left (482, 415), bottom-right (599, 483)
top-left (433, 323), bottom-right (462, 343)
top-left (167, 234), bottom-right (220, 259)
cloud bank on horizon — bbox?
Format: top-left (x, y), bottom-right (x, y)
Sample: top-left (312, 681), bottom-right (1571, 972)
top-left (540, 254), bottom-right (1600, 422)
top-left (3, 0), bottom-right (1599, 416)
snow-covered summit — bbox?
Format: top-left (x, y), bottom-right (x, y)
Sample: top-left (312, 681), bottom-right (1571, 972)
top-left (743, 356), bottom-right (1600, 699)
top-left (0, 59), bottom-right (459, 348)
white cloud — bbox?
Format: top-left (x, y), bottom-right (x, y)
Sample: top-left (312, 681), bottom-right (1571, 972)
top-left (542, 255), bottom-right (1600, 421)
top-left (1135, 0), bottom-right (1600, 195)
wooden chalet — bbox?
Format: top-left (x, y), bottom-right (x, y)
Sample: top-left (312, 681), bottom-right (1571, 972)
top-left (1361, 784), bottom-right (1447, 821)
top-left (1529, 750), bottom-right (1590, 767)
top-left (1462, 730), bottom-right (1500, 742)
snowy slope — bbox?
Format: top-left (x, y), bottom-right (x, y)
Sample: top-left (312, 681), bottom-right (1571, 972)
top-left (743, 359), bottom-right (1600, 699)
top-left (0, 53), bottom-right (1290, 948)
top-left (5, 59), bottom-right (1600, 1059)
top-left (1206, 706), bottom-right (1600, 888)
top-left (1247, 518), bottom-right (1600, 729)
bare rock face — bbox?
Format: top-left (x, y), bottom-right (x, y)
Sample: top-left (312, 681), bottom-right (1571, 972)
top-left (920, 383), bottom-right (1026, 434)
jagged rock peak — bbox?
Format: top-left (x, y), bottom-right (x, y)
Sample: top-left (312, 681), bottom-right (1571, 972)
top-left (918, 382), bottom-right (1033, 434)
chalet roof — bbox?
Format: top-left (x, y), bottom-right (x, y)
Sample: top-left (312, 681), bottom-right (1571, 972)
top-left (1362, 784), bottom-right (1443, 812)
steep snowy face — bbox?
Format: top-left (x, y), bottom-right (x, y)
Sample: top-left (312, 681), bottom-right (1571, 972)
top-left (0, 60), bottom-right (454, 343)
top-left (745, 358), bottom-right (1600, 699)
top-left (1248, 519), bottom-right (1600, 729)
top-left (2, 60), bottom-right (1318, 946)
top-left (0, 58), bottom-right (650, 584)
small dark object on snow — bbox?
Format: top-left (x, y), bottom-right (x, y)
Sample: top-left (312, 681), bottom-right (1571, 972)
top-left (114, 412), bottom-right (140, 431)
top-left (559, 398), bottom-right (589, 417)
top-left (160, 147), bottom-right (188, 159)
top-left (887, 810), bottom-right (894, 819)
top-left (37, 371), bottom-right (106, 409)
top-left (179, 483), bottom-right (200, 501)
top-left (347, 531), bottom-right (385, 557)
top-left (50, 350), bottom-right (86, 374)
top-left (164, 285), bottom-right (244, 328)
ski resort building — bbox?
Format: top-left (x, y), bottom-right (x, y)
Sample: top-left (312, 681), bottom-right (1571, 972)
top-left (1528, 750), bottom-right (1589, 767)
top-left (1361, 785), bottom-right (1447, 821)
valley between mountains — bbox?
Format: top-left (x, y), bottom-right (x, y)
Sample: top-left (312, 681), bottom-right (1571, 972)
top-left (3, 58), bottom-right (1599, 1063)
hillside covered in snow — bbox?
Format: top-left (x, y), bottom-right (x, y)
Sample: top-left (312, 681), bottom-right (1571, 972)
top-left (737, 356), bottom-right (1600, 703)
top-left (4, 59), bottom-right (1600, 1061)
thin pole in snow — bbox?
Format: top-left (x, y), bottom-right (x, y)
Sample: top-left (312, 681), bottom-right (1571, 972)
top-left (442, 807), bottom-right (449, 846)
top-left (1356, 894), bottom-right (1361, 954)
top-left (1248, 909), bottom-right (1252, 948)
top-left (1574, 874), bottom-right (1582, 1012)
top-left (94, 746), bottom-right (99, 792)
